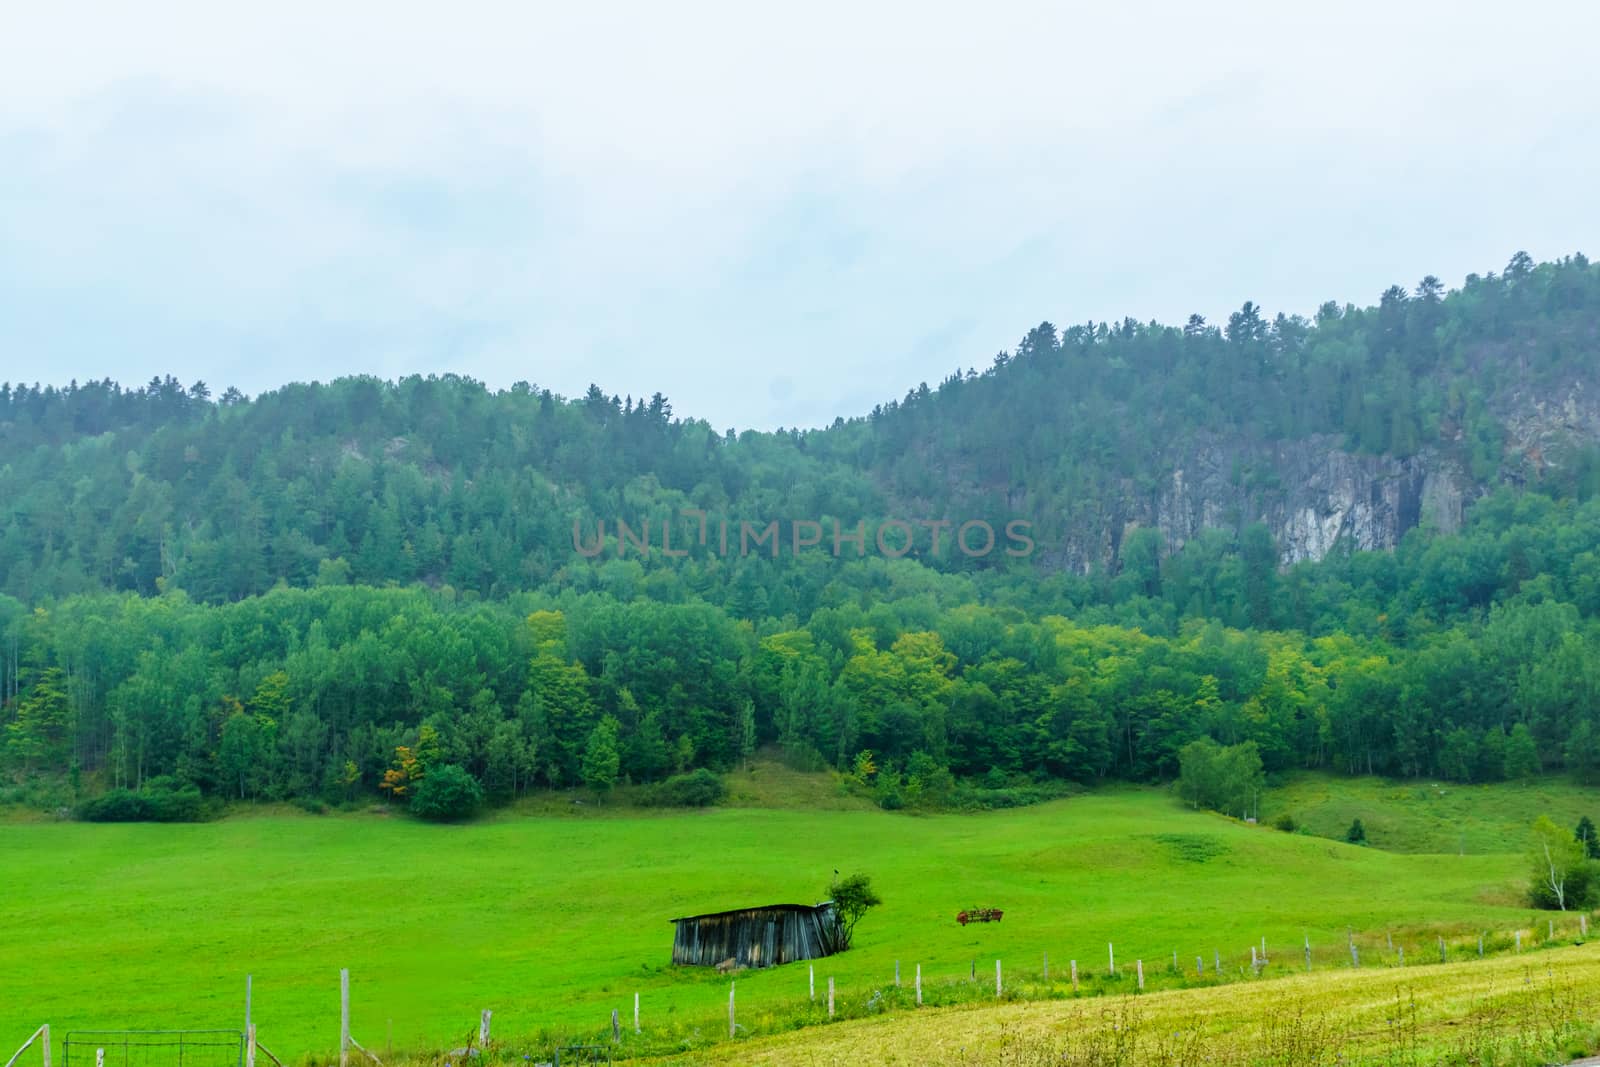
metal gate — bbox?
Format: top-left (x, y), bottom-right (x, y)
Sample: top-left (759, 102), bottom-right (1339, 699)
top-left (64, 1032), bottom-right (244, 1067)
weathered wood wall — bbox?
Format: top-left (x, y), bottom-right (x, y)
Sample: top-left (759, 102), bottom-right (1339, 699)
top-left (671, 904), bottom-right (842, 968)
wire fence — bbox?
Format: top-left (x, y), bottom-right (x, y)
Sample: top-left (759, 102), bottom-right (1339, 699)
top-left (62, 1033), bottom-right (242, 1067)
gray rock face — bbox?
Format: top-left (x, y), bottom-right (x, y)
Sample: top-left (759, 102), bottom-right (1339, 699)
top-left (1156, 437), bottom-right (1466, 565)
top-left (1049, 382), bottom-right (1600, 570)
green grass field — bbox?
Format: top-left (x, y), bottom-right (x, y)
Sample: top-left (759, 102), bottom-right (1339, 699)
top-left (1262, 772), bottom-right (1600, 854)
top-left (1, 768), bottom-right (1591, 1062)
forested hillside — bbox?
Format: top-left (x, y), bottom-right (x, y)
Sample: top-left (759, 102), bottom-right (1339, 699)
top-left (4, 252), bottom-right (1600, 810)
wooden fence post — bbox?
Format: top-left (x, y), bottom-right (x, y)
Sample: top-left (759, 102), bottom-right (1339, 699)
top-left (1196, 955), bottom-right (1203, 976)
top-left (610, 1011), bottom-right (619, 1044)
top-left (1386, 931), bottom-right (1393, 952)
top-left (247, 1025), bottom-right (256, 1067)
top-left (1135, 960), bottom-right (1144, 992)
top-left (1438, 936), bottom-right (1446, 964)
top-left (809, 964), bottom-right (815, 1002)
top-left (1171, 949), bottom-right (1177, 973)
top-left (1397, 946), bottom-right (1404, 967)
top-left (246, 975), bottom-right (253, 1032)
top-left (1515, 930), bottom-right (1522, 951)
top-left (1108, 942), bottom-right (1115, 976)
top-left (41, 1026), bottom-right (50, 1067)
top-left (1250, 945), bottom-right (1258, 975)
top-left (828, 977), bottom-right (835, 1019)
top-left (96, 1050), bottom-right (104, 1067)
top-left (1070, 959), bottom-right (1078, 992)
top-left (340, 969), bottom-right (350, 1067)
top-left (1260, 936), bottom-right (1267, 962)
top-left (1214, 949), bottom-right (1221, 974)
top-left (895, 960), bottom-right (900, 987)
top-left (1304, 934), bottom-right (1312, 972)
top-left (728, 983), bottom-right (735, 1040)
top-left (479, 1010), bottom-right (491, 1048)
top-left (1349, 940), bottom-right (1360, 969)
top-left (915, 964), bottom-right (922, 1006)
top-left (634, 992), bottom-right (640, 1034)
top-left (996, 959), bottom-right (1002, 998)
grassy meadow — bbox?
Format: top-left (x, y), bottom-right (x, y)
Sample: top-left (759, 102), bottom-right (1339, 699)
top-left (1, 767), bottom-right (1594, 1062)
top-left (683, 939), bottom-right (1600, 1065)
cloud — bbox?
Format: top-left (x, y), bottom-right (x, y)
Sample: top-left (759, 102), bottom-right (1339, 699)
top-left (1, 1), bottom-right (1598, 428)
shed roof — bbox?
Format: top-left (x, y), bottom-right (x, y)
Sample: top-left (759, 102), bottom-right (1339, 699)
top-left (669, 901), bottom-right (834, 924)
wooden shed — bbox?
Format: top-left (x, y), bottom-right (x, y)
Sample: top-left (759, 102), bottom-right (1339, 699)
top-left (670, 902), bottom-right (843, 968)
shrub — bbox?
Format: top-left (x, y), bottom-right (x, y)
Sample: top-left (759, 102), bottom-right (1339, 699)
top-left (1577, 815), bottom-right (1600, 860)
top-left (408, 764), bottom-right (483, 822)
top-left (949, 781), bottom-right (1073, 811)
top-left (77, 779), bottom-right (205, 823)
top-left (1346, 818), bottom-right (1368, 844)
top-left (830, 872), bottom-right (882, 950)
top-left (643, 768), bottom-right (726, 807)
top-left (0, 774), bottom-right (76, 812)
top-left (1272, 812), bottom-right (1298, 833)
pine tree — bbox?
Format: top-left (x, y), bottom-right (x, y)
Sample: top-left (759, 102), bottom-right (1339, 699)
top-left (1576, 815), bottom-right (1600, 861)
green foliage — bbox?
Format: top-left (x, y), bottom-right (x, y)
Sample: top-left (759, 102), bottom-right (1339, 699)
top-left (1504, 723), bottom-right (1542, 780)
top-left (4, 667), bottom-right (72, 774)
top-left (408, 764), bottom-right (483, 822)
top-left (581, 715), bottom-right (621, 800)
top-left (829, 872), bottom-right (881, 950)
top-left (1347, 818), bottom-right (1368, 845)
top-left (1529, 814), bottom-right (1593, 910)
top-left (1577, 815), bottom-right (1600, 860)
top-left (77, 778), bottom-right (205, 822)
top-left (1176, 739), bottom-right (1265, 818)
top-left (641, 768), bottom-right (727, 807)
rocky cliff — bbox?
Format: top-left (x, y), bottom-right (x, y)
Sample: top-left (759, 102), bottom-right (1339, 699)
top-left (1049, 380), bottom-right (1600, 571)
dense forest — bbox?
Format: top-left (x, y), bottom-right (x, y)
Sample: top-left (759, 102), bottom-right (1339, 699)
top-left (4, 252), bottom-right (1600, 812)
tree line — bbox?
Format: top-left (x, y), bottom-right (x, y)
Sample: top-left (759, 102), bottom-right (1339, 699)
top-left (5, 253), bottom-right (1600, 809)
top-left (5, 556), bottom-right (1600, 811)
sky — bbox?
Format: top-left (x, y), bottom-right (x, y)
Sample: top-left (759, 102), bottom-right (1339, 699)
top-left (2, 2), bottom-right (1598, 431)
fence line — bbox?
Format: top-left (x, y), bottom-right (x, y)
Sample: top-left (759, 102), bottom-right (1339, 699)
top-left (228, 919), bottom-right (1599, 1062)
top-left (3, 1026), bottom-right (48, 1067)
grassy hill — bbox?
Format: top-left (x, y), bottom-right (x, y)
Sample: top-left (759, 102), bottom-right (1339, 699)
top-left (1262, 772), bottom-right (1600, 855)
top-left (3, 770), bottom-right (1587, 1061)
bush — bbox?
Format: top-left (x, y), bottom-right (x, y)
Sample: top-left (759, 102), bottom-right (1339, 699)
top-left (1529, 865), bottom-right (1596, 910)
top-left (408, 765), bottom-right (483, 822)
top-left (642, 768), bottom-right (726, 807)
top-left (1346, 818), bottom-right (1368, 844)
top-left (293, 796), bottom-right (329, 815)
top-left (77, 779), bottom-right (205, 822)
top-left (0, 774), bottom-right (75, 812)
top-left (830, 872), bottom-right (882, 950)
top-left (950, 780), bottom-right (1073, 811)
top-left (1272, 812), bottom-right (1298, 833)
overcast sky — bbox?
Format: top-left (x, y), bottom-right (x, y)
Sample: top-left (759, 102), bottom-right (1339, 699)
top-left (2, 2), bottom-right (1597, 430)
